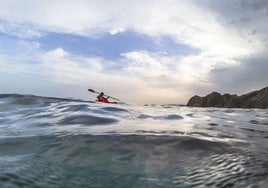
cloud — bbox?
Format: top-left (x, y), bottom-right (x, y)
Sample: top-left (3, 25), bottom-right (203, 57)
top-left (122, 51), bottom-right (169, 77)
top-left (209, 49), bottom-right (268, 94)
top-left (0, 43), bottom-right (196, 103)
top-left (2, 0), bottom-right (266, 61)
top-left (196, 0), bottom-right (268, 49)
top-left (0, 21), bottom-right (43, 39)
top-left (0, 0), bottom-right (261, 57)
top-left (0, 0), bottom-right (268, 103)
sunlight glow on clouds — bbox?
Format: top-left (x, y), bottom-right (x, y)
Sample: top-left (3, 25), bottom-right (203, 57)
top-left (122, 51), bottom-right (169, 77)
top-left (0, 0), bottom-right (268, 104)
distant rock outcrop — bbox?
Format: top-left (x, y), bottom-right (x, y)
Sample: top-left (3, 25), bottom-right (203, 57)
top-left (187, 87), bottom-right (268, 108)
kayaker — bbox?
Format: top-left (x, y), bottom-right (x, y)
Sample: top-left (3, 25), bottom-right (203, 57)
top-left (96, 92), bottom-right (110, 103)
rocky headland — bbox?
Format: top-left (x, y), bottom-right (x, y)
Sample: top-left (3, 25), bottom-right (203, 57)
top-left (187, 87), bottom-right (268, 108)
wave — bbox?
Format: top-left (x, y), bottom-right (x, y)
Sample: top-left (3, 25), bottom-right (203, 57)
top-left (0, 93), bottom-right (89, 105)
top-left (1, 93), bottom-right (268, 187)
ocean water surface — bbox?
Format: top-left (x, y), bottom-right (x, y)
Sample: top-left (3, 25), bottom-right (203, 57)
top-left (0, 94), bottom-right (268, 187)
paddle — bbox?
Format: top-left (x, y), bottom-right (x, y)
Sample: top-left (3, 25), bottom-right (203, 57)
top-left (88, 89), bottom-right (120, 101)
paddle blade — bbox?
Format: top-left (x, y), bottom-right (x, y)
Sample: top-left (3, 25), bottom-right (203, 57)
top-left (88, 89), bottom-right (96, 93)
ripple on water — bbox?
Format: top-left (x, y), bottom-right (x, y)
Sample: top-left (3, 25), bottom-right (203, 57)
top-left (163, 114), bottom-right (183, 120)
top-left (137, 114), bottom-right (153, 119)
top-left (61, 104), bottom-right (90, 112)
top-left (137, 114), bottom-right (183, 120)
top-left (59, 115), bottom-right (118, 126)
top-left (0, 134), bottom-right (267, 187)
top-left (171, 142), bottom-right (266, 187)
top-left (101, 107), bottom-right (129, 112)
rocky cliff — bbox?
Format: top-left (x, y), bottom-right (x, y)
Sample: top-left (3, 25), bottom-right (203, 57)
top-left (187, 87), bottom-right (268, 108)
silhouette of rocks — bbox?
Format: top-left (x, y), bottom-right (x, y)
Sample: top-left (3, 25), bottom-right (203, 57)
top-left (187, 87), bottom-right (268, 108)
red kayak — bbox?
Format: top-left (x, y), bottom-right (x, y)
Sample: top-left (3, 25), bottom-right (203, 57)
top-left (96, 98), bottom-right (117, 104)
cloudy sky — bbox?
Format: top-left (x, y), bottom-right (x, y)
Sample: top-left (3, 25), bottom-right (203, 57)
top-left (0, 0), bottom-right (267, 104)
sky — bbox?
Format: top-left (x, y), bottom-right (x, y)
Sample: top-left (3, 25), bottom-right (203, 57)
top-left (0, 0), bottom-right (268, 104)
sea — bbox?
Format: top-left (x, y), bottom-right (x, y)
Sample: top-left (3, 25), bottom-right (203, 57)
top-left (0, 94), bottom-right (267, 188)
